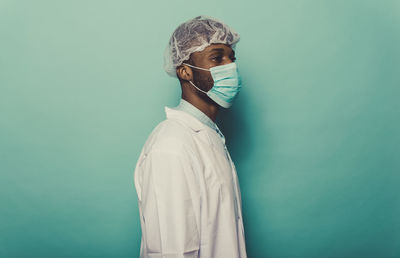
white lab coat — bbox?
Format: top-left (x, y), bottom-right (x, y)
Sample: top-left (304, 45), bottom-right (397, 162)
top-left (134, 106), bottom-right (247, 258)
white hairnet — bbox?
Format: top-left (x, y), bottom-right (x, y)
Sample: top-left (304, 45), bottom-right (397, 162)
top-left (164, 15), bottom-right (240, 77)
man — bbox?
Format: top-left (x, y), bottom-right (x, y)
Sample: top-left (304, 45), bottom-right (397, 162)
top-left (134, 15), bottom-right (247, 258)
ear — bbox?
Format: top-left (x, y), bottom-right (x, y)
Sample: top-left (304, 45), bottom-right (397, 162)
top-left (176, 64), bottom-right (193, 81)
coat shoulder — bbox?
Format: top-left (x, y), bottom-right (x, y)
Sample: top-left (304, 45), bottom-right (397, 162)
top-left (142, 118), bottom-right (196, 156)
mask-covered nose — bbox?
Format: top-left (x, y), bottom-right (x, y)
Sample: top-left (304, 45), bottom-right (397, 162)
top-left (184, 62), bottom-right (242, 108)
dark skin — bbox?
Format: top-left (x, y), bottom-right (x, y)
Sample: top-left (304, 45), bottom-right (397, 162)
top-left (176, 43), bottom-right (236, 122)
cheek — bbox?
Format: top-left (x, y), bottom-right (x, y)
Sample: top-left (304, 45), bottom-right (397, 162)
top-left (194, 72), bottom-right (214, 90)
top-left (204, 75), bottom-right (214, 91)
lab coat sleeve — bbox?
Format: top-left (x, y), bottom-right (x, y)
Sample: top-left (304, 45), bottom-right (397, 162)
top-left (140, 150), bottom-right (200, 258)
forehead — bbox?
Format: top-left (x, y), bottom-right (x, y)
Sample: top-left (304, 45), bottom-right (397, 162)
top-left (191, 43), bottom-right (233, 58)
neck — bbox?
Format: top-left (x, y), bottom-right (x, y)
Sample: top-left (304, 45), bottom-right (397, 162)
top-left (181, 91), bottom-right (219, 122)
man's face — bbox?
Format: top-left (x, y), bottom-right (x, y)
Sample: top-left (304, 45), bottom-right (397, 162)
top-left (188, 43), bottom-right (237, 93)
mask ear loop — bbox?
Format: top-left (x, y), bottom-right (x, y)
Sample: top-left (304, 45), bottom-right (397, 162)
top-left (182, 63), bottom-right (210, 72)
top-left (182, 63), bottom-right (210, 94)
top-left (189, 81), bottom-right (208, 94)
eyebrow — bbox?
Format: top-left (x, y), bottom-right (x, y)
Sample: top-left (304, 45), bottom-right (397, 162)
top-left (208, 48), bottom-right (235, 56)
top-left (208, 48), bottom-right (225, 53)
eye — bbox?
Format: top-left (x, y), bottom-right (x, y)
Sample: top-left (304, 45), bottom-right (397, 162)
top-left (212, 55), bottom-right (223, 62)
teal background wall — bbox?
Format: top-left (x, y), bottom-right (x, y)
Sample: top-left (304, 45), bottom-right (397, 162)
top-left (1, 0), bottom-right (399, 257)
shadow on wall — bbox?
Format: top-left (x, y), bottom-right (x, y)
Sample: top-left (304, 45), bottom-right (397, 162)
top-left (215, 61), bottom-right (270, 169)
top-left (216, 82), bottom-right (271, 258)
top-left (216, 88), bottom-right (266, 170)
top-left (217, 105), bottom-right (250, 162)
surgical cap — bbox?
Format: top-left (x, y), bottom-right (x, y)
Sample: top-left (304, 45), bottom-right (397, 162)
top-left (164, 15), bottom-right (240, 77)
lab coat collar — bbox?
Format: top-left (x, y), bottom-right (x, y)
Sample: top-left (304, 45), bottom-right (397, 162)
top-left (165, 106), bottom-right (208, 132)
top-left (173, 99), bottom-right (217, 130)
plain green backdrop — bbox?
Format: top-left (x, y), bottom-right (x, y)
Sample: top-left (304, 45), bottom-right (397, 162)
top-left (1, 0), bottom-right (399, 257)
